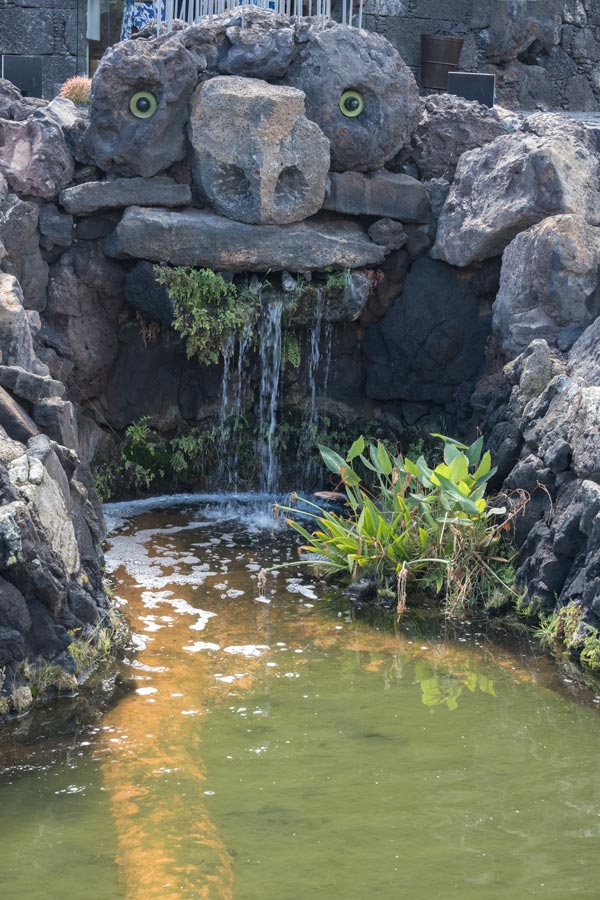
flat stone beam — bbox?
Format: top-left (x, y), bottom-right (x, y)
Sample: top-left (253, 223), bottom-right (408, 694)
top-left (104, 207), bottom-right (386, 272)
top-left (323, 172), bottom-right (431, 223)
top-left (59, 177), bottom-right (192, 216)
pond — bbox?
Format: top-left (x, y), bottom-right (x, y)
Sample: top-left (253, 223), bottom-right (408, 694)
top-left (1, 494), bottom-right (599, 900)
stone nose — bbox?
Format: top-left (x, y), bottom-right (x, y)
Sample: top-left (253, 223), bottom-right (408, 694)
top-left (188, 75), bottom-right (330, 226)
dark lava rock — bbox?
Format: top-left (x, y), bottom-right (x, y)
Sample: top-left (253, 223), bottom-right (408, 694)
top-left (362, 257), bottom-right (491, 404)
top-left (324, 171), bottom-right (431, 223)
top-left (125, 261), bottom-right (174, 325)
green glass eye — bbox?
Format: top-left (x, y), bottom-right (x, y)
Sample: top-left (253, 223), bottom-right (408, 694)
top-left (129, 91), bottom-right (158, 119)
top-left (339, 90), bottom-right (364, 118)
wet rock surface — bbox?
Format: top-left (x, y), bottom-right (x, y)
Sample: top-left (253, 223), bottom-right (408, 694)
top-left (44, 244), bottom-right (125, 400)
top-left (363, 257), bottom-right (492, 405)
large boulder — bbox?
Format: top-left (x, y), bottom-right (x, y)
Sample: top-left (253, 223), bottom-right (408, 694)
top-left (59, 176), bottom-right (192, 216)
top-left (493, 215), bottom-right (600, 358)
top-left (38, 203), bottom-right (73, 250)
top-left (0, 366), bottom-right (64, 404)
top-left (218, 10), bottom-right (295, 78)
top-left (411, 94), bottom-right (519, 182)
top-left (0, 112), bottom-right (74, 199)
top-left (0, 576), bottom-right (31, 635)
top-left (0, 194), bottom-right (48, 311)
top-left (323, 171), bottom-right (430, 223)
top-left (105, 207), bottom-right (386, 272)
top-left (362, 257), bottom-right (491, 404)
top-left (84, 35), bottom-right (198, 176)
top-left (432, 114), bottom-right (600, 267)
top-left (569, 316), bottom-right (600, 385)
top-left (44, 244), bottom-right (125, 399)
top-left (0, 274), bottom-right (38, 371)
top-left (284, 23), bottom-right (419, 172)
top-left (8, 451), bottom-right (80, 577)
top-left (0, 387), bottom-right (38, 443)
top-left (189, 76), bottom-right (329, 225)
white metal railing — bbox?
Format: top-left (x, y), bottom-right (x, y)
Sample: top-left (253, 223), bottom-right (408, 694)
top-left (151, 0), bottom-right (364, 36)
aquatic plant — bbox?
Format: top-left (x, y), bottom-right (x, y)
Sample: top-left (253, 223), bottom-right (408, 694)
top-left (68, 624), bottom-right (113, 675)
top-left (21, 661), bottom-right (76, 698)
top-left (274, 434), bottom-right (518, 616)
top-left (58, 76), bottom-right (92, 105)
top-left (155, 266), bottom-right (260, 365)
top-left (536, 603), bottom-right (600, 672)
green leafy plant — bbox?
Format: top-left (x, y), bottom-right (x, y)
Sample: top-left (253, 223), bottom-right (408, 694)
top-left (68, 624), bottom-right (112, 675)
top-left (273, 434), bottom-right (517, 616)
top-left (322, 268), bottom-right (351, 292)
top-left (21, 661), bottom-right (76, 699)
top-left (155, 266), bottom-right (259, 365)
top-left (535, 603), bottom-right (600, 672)
top-left (283, 332), bottom-right (301, 369)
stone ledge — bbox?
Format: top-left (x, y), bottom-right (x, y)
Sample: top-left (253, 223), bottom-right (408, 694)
top-left (59, 177), bottom-right (193, 216)
top-left (104, 207), bottom-right (387, 272)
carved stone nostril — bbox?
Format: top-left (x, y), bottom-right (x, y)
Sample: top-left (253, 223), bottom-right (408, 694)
top-left (189, 75), bottom-right (330, 226)
top-left (274, 166), bottom-right (309, 211)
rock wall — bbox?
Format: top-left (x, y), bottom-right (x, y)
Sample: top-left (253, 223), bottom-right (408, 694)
top-left (2, 11), bottom-right (600, 712)
top-left (366, 0), bottom-right (600, 110)
top-left (0, 0), bottom-right (85, 99)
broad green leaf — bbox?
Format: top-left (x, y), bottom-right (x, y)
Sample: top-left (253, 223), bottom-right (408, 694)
top-left (358, 454), bottom-right (377, 472)
top-left (443, 441), bottom-right (462, 465)
top-left (318, 444), bottom-right (346, 475)
top-left (346, 435), bottom-right (365, 462)
top-left (376, 441), bottom-right (393, 475)
top-left (431, 433), bottom-right (468, 450)
top-left (340, 465), bottom-right (361, 487)
top-left (467, 435), bottom-right (484, 467)
top-left (403, 458), bottom-right (421, 478)
top-left (449, 453), bottom-right (469, 484)
top-left (473, 449), bottom-right (492, 481)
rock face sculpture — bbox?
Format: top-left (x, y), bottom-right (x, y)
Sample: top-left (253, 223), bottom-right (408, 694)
top-left (189, 76), bottom-right (330, 225)
top-left (284, 25), bottom-right (419, 172)
top-left (83, 37), bottom-right (198, 176)
top-left (83, 10), bottom-right (420, 237)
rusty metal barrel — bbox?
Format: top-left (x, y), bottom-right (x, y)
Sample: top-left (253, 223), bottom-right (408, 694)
top-left (420, 34), bottom-right (464, 90)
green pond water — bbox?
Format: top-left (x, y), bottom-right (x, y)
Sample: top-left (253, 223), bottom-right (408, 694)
top-left (1, 494), bottom-right (600, 900)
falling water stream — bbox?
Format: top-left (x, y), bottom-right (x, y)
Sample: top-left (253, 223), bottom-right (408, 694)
top-left (1, 494), bottom-right (600, 900)
top-left (257, 301), bottom-right (284, 493)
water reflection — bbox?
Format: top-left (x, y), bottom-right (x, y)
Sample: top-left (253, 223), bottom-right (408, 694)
top-left (1, 494), bottom-right (599, 900)
top-left (98, 496), bottom-right (538, 899)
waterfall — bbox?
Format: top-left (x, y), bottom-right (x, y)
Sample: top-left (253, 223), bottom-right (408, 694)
top-left (257, 299), bottom-right (284, 493)
top-left (228, 323), bottom-right (253, 486)
top-left (217, 325), bottom-right (252, 487)
top-left (299, 291), bottom-right (334, 486)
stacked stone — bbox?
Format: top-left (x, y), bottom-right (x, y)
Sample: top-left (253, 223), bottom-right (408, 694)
top-left (2, 9), bottom-right (600, 704)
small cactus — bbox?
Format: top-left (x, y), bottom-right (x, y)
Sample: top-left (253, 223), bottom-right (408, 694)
top-left (58, 76), bottom-right (92, 105)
